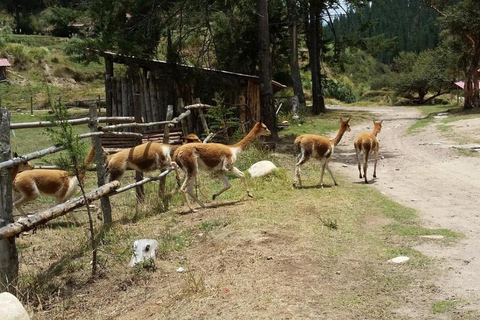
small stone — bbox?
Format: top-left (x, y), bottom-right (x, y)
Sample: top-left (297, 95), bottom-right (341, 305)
top-left (177, 267), bottom-right (185, 273)
top-left (388, 256), bottom-right (410, 264)
top-left (420, 235), bottom-right (444, 240)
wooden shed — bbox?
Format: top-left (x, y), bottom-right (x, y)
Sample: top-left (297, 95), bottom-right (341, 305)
top-left (99, 51), bottom-right (286, 137)
top-left (0, 59), bottom-right (11, 82)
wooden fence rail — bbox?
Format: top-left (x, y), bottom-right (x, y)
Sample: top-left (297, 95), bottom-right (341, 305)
top-left (10, 116), bottom-right (135, 129)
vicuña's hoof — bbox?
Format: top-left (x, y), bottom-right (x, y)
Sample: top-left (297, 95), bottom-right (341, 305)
top-left (212, 194), bottom-right (217, 200)
top-left (247, 193), bottom-right (254, 198)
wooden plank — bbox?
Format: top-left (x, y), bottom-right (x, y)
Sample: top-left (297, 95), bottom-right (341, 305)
top-left (111, 77), bottom-right (117, 117)
top-left (121, 78), bottom-right (128, 117)
top-left (116, 77), bottom-right (122, 117)
top-left (149, 75), bottom-right (159, 128)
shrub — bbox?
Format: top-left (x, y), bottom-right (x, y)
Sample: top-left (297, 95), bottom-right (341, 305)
top-left (323, 76), bottom-right (359, 103)
top-left (1, 43), bottom-right (31, 69)
top-left (29, 47), bottom-right (50, 62)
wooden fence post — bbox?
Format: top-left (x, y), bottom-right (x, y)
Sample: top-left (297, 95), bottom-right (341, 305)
top-left (159, 105), bottom-right (174, 211)
top-left (88, 105), bottom-right (112, 225)
top-left (0, 108), bottom-right (18, 293)
top-left (194, 98), bottom-right (210, 135)
top-left (133, 93), bottom-right (145, 202)
top-left (177, 98), bottom-right (188, 135)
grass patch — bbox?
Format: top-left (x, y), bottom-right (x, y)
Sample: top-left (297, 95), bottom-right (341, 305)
top-left (386, 224), bottom-right (463, 243)
top-left (432, 300), bottom-right (459, 314)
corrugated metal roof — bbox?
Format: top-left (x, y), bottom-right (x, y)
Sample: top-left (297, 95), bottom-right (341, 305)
top-left (0, 59), bottom-right (11, 67)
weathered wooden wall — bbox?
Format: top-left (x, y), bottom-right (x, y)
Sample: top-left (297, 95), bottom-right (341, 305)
top-left (106, 70), bottom-right (171, 132)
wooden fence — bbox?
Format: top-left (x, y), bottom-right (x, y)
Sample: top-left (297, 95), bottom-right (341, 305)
top-left (0, 101), bottom-right (203, 293)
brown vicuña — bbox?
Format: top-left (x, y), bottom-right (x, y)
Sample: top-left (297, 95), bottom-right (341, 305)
top-left (353, 120), bottom-right (383, 183)
top-left (98, 134), bottom-right (201, 183)
top-left (173, 122), bottom-right (271, 212)
top-left (293, 117), bottom-right (351, 188)
top-left (13, 151), bottom-right (94, 216)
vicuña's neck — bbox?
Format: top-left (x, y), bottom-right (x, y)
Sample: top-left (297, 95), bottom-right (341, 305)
top-left (373, 128), bottom-right (380, 137)
top-left (331, 129), bottom-right (347, 147)
top-left (11, 166), bottom-right (20, 182)
top-left (231, 128), bottom-right (259, 151)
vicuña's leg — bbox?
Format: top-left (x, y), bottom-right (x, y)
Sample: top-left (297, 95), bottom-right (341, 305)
top-left (354, 145), bottom-right (362, 178)
top-left (293, 151), bottom-right (310, 188)
top-left (319, 158), bottom-right (327, 187)
top-left (228, 166), bottom-right (253, 198)
top-left (186, 182), bottom-right (205, 208)
top-left (212, 171), bottom-right (231, 200)
top-left (13, 193), bottom-right (37, 216)
top-left (325, 160), bottom-right (338, 186)
top-left (373, 148), bottom-right (379, 179)
top-left (363, 152), bottom-right (370, 184)
top-left (171, 162), bottom-right (182, 188)
top-left (180, 171), bottom-right (201, 212)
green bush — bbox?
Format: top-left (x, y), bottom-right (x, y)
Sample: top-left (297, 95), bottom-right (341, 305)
top-left (323, 77), bottom-right (359, 103)
top-left (1, 43), bottom-right (31, 69)
top-left (29, 47), bottom-right (50, 62)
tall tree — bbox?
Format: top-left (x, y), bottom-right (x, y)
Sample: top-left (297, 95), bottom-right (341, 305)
top-left (3, 0), bottom-right (44, 33)
top-left (258, 0), bottom-right (278, 139)
top-left (306, 0), bottom-right (326, 114)
top-left (426, 0), bottom-right (480, 109)
top-left (287, 0), bottom-right (306, 110)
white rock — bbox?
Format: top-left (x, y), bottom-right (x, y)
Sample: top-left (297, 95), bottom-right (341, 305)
top-left (388, 256), bottom-right (410, 264)
top-left (177, 267), bottom-right (185, 273)
top-left (420, 235), bottom-right (445, 240)
top-left (247, 160), bottom-right (278, 178)
top-left (129, 239), bottom-right (158, 267)
top-left (0, 292), bottom-right (30, 320)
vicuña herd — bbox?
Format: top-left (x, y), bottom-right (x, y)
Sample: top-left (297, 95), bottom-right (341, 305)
top-left (10, 119), bottom-right (383, 215)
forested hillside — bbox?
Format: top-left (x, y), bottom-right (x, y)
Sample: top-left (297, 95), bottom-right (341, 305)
top-left (328, 0), bottom-right (440, 63)
top-left (0, 0), bottom-right (478, 112)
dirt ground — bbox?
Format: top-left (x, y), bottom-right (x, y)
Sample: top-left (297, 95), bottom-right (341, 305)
top-left (330, 105), bottom-right (480, 315)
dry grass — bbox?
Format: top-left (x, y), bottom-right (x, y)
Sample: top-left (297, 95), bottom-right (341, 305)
top-left (10, 111), bottom-right (467, 319)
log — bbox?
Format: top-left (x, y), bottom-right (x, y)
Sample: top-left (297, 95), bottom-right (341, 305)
top-left (0, 145), bottom-right (65, 170)
top-left (99, 120), bottom-right (176, 131)
top-left (114, 166), bottom-right (173, 193)
top-left (0, 181), bottom-right (120, 240)
top-left (184, 103), bottom-right (214, 110)
top-left (10, 117), bottom-right (134, 129)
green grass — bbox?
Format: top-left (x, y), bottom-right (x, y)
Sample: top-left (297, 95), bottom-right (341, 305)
top-left (432, 300), bottom-right (459, 314)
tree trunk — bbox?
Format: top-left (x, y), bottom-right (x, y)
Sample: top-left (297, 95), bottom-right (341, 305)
top-left (258, 0), bottom-right (278, 140)
top-left (287, 0), bottom-right (306, 110)
top-left (306, 2), bottom-right (326, 115)
top-left (463, 63), bottom-right (477, 110)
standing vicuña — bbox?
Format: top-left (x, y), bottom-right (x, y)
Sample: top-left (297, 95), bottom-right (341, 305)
top-left (173, 122), bottom-right (271, 212)
top-left (293, 117), bottom-right (351, 188)
top-left (353, 120), bottom-right (383, 183)
top-left (13, 151), bottom-right (94, 216)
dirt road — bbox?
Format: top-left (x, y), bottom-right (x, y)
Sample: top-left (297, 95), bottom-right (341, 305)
top-left (329, 105), bottom-right (480, 314)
